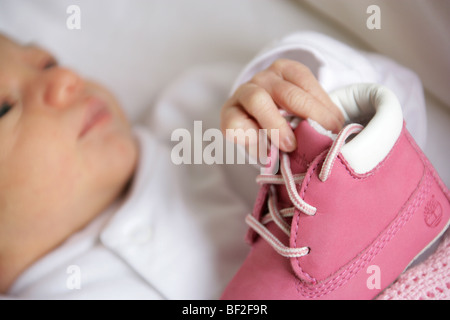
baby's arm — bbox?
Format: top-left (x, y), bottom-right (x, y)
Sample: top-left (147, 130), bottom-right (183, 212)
top-left (220, 58), bottom-right (344, 152)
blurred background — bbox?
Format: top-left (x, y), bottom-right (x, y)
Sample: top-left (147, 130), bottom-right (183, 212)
top-left (0, 0), bottom-right (448, 186)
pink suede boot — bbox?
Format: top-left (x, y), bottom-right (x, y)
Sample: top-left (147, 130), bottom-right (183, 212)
top-left (221, 84), bottom-right (450, 300)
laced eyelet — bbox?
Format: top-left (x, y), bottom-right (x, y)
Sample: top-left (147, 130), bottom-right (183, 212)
top-left (247, 123), bottom-right (363, 259)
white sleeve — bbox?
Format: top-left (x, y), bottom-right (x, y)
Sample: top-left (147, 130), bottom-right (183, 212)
top-left (230, 31), bottom-right (427, 148)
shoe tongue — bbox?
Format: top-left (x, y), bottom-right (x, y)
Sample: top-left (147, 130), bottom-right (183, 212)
top-left (277, 119), bottom-right (334, 206)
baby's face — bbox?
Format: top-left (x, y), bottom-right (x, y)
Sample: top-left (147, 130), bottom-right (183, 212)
top-left (0, 34), bottom-right (138, 259)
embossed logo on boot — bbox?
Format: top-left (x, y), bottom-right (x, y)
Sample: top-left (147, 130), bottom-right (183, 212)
top-left (424, 195), bottom-right (442, 228)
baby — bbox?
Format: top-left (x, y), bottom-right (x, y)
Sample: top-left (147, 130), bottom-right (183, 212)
top-left (0, 33), bottom-right (139, 293)
top-left (0, 32), bottom-right (343, 298)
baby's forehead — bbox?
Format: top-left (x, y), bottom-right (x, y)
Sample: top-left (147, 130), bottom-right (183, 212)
top-left (0, 33), bottom-right (11, 42)
top-left (0, 34), bottom-right (39, 53)
top-left (0, 35), bottom-right (54, 66)
top-left (0, 34), bottom-right (24, 58)
top-left (0, 33), bottom-right (20, 48)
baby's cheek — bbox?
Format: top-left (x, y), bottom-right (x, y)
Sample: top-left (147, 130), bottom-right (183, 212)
top-left (32, 152), bottom-right (81, 200)
top-left (0, 156), bottom-right (80, 226)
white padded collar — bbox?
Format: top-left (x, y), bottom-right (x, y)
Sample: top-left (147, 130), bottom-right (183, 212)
top-left (330, 84), bottom-right (404, 174)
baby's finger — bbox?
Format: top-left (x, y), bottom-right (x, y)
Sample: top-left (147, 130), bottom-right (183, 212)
top-left (274, 79), bottom-right (343, 132)
top-left (220, 104), bottom-right (267, 162)
top-left (252, 70), bottom-right (343, 133)
top-left (220, 103), bottom-right (260, 145)
top-left (269, 60), bottom-right (345, 130)
top-left (230, 83), bottom-right (297, 152)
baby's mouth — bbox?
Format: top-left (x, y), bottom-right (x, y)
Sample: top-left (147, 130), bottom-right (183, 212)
top-left (79, 96), bottom-right (112, 138)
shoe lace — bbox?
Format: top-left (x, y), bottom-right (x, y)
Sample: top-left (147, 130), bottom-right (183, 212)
top-left (245, 123), bottom-right (363, 258)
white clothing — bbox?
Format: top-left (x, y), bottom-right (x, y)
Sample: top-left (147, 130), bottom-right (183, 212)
top-left (7, 128), bottom-right (250, 299)
top-left (4, 32), bottom-right (426, 299)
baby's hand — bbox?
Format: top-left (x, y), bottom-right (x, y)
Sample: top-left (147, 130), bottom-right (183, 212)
top-left (220, 59), bottom-right (344, 152)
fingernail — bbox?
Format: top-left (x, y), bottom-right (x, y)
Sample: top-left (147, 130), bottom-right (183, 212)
top-left (282, 132), bottom-right (297, 151)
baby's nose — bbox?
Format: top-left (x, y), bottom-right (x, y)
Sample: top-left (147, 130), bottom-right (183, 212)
top-left (43, 68), bottom-right (83, 108)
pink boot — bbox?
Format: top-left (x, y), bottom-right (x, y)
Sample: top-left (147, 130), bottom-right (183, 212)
top-left (221, 84), bottom-right (450, 300)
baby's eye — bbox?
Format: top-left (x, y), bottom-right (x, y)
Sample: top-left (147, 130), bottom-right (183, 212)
top-left (0, 102), bottom-right (13, 118)
top-left (43, 57), bottom-right (58, 70)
